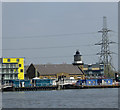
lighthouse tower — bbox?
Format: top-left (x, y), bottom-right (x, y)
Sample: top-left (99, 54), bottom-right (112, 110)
top-left (73, 50), bottom-right (84, 69)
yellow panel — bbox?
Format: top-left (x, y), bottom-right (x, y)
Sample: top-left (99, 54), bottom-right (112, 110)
top-left (3, 58), bottom-right (24, 80)
top-left (18, 58), bottom-right (24, 80)
top-left (3, 58), bottom-right (18, 63)
top-left (92, 68), bottom-right (100, 70)
top-left (83, 68), bottom-right (88, 70)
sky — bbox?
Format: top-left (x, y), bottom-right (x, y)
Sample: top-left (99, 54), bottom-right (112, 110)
top-left (2, 2), bottom-right (118, 70)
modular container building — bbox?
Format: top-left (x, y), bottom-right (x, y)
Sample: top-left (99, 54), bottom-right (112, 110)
top-left (86, 79), bottom-right (98, 86)
top-left (76, 79), bottom-right (113, 86)
top-left (102, 79), bottom-right (113, 85)
top-left (32, 79), bottom-right (53, 87)
top-left (10, 80), bottom-right (31, 87)
top-left (76, 79), bottom-right (86, 86)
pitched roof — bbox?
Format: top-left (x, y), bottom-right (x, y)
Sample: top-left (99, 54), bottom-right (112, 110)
top-left (32, 64), bottom-right (83, 75)
top-left (24, 65), bottom-right (30, 73)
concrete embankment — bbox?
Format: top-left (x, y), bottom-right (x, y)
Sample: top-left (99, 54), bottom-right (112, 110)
top-left (2, 84), bottom-right (120, 92)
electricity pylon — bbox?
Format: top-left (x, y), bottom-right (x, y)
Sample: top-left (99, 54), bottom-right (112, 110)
top-left (95, 16), bottom-right (115, 78)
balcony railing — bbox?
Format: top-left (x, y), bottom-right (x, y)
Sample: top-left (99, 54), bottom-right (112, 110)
top-left (2, 71), bottom-right (18, 74)
top-left (2, 65), bottom-right (18, 68)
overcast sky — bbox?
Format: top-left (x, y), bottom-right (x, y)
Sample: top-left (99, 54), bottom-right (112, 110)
top-left (2, 2), bottom-right (118, 69)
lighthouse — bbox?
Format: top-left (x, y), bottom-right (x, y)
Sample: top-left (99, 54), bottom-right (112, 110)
top-left (73, 50), bottom-right (84, 69)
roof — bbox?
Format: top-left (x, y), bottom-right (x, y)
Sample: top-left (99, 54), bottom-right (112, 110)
top-left (83, 63), bottom-right (102, 68)
top-left (32, 64), bottom-right (83, 75)
top-left (24, 65), bottom-right (30, 73)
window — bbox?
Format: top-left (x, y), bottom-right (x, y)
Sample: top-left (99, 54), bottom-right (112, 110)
top-left (77, 76), bottom-right (81, 78)
top-left (101, 71), bottom-right (104, 74)
top-left (0, 68), bottom-right (1, 73)
top-left (2, 64), bottom-right (6, 68)
top-left (15, 74), bottom-right (18, 79)
top-left (19, 64), bottom-right (21, 67)
top-left (10, 69), bottom-right (13, 73)
top-left (89, 71), bottom-right (92, 74)
top-left (100, 65), bottom-right (104, 69)
top-left (17, 59), bottom-right (19, 62)
top-left (20, 69), bottom-right (23, 72)
top-left (6, 69), bottom-right (9, 73)
top-left (8, 59), bottom-right (10, 62)
top-left (10, 74), bottom-right (13, 79)
top-left (5, 75), bottom-right (9, 79)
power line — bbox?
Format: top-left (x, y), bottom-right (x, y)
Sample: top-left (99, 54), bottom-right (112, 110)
top-left (25, 54), bottom-right (97, 59)
top-left (2, 44), bottom-right (94, 51)
top-left (3, 32), bottom-right (98, 40)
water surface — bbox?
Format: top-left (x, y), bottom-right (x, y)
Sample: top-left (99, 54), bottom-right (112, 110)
top-left (2, 88), bottom-right (118, 108)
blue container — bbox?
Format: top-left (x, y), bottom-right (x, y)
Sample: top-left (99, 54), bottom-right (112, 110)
top-left (102, 79), bottom-right (113, 85)
top-left (32, 79), bottom-right (53, 87)
top-left (10, 80), bottom-right (31, 87)
top-left (86, 79), bottom-right (98, 86)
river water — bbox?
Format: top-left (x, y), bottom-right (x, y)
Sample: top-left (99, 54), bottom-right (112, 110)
top-left (2, 88), bottom-right (118, 108)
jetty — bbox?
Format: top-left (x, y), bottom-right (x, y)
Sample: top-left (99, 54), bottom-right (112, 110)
top-left (2, 84), bottom-right (120, 92)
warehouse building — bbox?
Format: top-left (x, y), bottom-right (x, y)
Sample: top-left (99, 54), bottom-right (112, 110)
top-left (25, 50), bottom-right (105, 80)
top-left (25, 50), bottom-right (85, 80)
top-left (25, 63), bottom-right (84, 80)
top-left (0, 58), bottom-right (24, 84)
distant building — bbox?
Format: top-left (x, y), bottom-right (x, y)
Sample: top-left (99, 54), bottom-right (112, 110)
top-left (25, 50), bottom-right (85, 80)
top-left (25, 50), bottom-right (104, 80)
top-left (83, 63), bottom-right (104, 78)
top-left (25, 64), bottom-right (85, 80)
top-left (0, 58), bottom-right (24, 84)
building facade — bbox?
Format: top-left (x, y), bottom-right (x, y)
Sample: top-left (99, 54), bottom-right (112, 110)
top-left (0, 58), bottom-right (24, 84)
top-left (83, 63), bottom-right (104, 78)
top-left (25, 64), bottom-right (85, 80)
top-left (25, 50), bottom-right (85, 80)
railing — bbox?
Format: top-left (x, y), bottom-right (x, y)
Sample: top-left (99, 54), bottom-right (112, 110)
top-left (2, 71), bottom-right (18, 74)
top-left (58, 79), bottom-right (77, 85)
top-left (2, 65), bottom-right (18, 68)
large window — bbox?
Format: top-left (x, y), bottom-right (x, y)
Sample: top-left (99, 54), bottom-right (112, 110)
top-left (20, 69), bottom-right (23, 72)
top-left (5, 75), bottom-right (9, 79)
top-left (19, 64), bottom-right (21, 67)
top-left (2, 69), bottom-right (6, 73)
top-left (2, 64), bottom-right (6, 68)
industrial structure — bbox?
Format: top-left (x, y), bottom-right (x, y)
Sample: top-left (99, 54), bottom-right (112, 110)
top-left (83, 63), bottom-right (104, 78)
top-left (25, 50), bottom-right (105, 80)
top-left (95, 16), bottom-right (115, 77)
top-left (0, 58), bottom-right (24, 84)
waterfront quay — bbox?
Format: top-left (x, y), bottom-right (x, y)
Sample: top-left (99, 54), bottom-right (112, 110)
top-left (2, 82), bottom-right (120, 92)
top-left (1, 50), bottom-right (120, 92)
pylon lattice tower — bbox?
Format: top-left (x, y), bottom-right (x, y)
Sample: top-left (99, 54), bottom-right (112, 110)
top-left (95, 16), bottom-right (115, 77)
